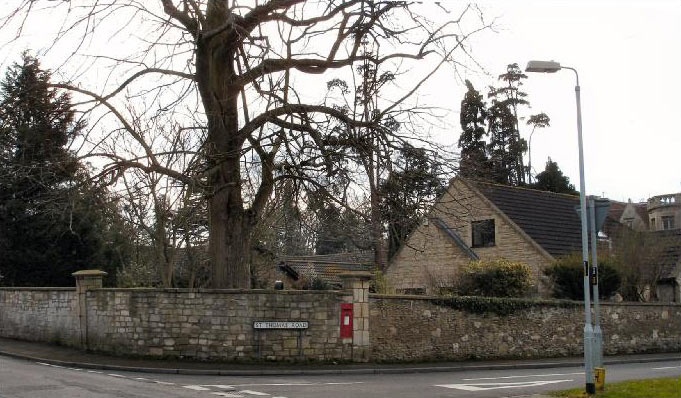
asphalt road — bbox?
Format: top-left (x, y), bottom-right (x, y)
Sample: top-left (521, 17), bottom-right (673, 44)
top-left (0, 356), bottom-right (679, 398)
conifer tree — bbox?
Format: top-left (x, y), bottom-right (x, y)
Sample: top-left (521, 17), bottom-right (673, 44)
top-left (458, 80), bottom-right (491, 181)
top-left (0, 54), bottom-right (130, 286)
top-left (530, 158), bottom-right (577, 195)
top-left (381, 145), bottom-right (443, 258)
top-left (486, 63), bottom-right (529, 185)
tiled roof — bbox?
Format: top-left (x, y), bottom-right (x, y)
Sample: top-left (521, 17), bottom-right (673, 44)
top-left (281, 252), bottom-right (374, 265)
top-left (608, 201), bottom-right (626, 222)
top-left (471, 181), bottom-right (584, 258)
top-left (634, 203), bottom-right (650, 228)
top-left (277, 252), bottom-right (374, 288)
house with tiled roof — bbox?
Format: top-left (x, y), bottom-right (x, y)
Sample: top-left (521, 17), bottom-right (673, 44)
top-left (608, 200), bottom-right (649, 231)
top-left (386, 177), bottom-right (595, 296)
top-left (276, 252), bottom-right (374, 289)
top-left (605, 195), bottom-right (681, 302)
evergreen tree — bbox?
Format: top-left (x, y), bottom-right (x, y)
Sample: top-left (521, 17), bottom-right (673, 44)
top-left (381, 145), bottom-right (444, 258)
top-left (0, 53), bottom-right (131, 286)
top-left (486, 63), bottom-right (529, 186)
top-left (308, 192), bottom-right (352, 256)
top-left (457, 80), bottom-right (490, 181)
top-left (526, 112), bottom-right (551, 183)
top-left (529, 158), bottom-right (577, 195)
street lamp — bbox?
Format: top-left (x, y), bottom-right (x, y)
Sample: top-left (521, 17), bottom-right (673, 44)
top-left (525, 60), bottom-right (596, 395)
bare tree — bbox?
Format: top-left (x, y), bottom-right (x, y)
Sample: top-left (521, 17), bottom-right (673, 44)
top-left (2, 1), bottom-right (489, 288)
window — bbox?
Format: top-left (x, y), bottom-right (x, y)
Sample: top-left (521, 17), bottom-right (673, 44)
top-left (623, 217), bottom-right (634, 228)
top-left (472, 219), bottom-right (495, 248)
top-left (662, 216), bottom-right (675, 230)
top-left (650, 218), bottom-right (656, 230)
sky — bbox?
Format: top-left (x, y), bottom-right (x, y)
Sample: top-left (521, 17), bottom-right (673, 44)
top-left (439, 0), bottom-right (681, 202)
top-left (1, 1), bottom-right (679, 203)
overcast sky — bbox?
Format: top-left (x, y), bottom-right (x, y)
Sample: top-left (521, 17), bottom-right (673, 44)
top-left (1, 1), bottom-right (679, 203)
top-left (445, 0), bottom-right (681, 202)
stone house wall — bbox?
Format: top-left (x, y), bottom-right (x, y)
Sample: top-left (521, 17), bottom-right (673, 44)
top-left (387, 179), bottom-right (552, 295)
top-left (370, 295), bottom-right (681, 362)
top-left (648, 193), bottom-right (681, 231)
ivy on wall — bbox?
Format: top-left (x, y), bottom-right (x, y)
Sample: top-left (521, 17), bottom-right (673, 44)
top-left (432, 296), bottom-right (580, 316)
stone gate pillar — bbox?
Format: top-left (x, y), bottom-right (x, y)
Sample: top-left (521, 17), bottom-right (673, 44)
top-left (339, 271), bottom-right (372, 362)
top-left (72, 270), bottom-right (107, 348)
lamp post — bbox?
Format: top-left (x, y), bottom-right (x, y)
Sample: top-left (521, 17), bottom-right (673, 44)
top-left (525, 60), bottom-right (596, 395)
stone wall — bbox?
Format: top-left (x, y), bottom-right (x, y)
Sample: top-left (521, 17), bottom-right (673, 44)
top-left (2, 281), bottom-right (681, 363)
top-left (0, 288), bottom-right (79, 346)
top-left (84, 289), bottom-right (353, 362)
top-left (370, 295), bottom-right (681, 362)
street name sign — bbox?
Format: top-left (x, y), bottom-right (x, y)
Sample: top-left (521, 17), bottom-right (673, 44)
top-left (253, 321), bottom-right (309, 329)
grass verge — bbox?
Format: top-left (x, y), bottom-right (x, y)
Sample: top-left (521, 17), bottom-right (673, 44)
top-left (550, 377), bottom-right (681, 398)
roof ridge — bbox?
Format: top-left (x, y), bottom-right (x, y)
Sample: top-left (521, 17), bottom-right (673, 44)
top-left (471, 179), bottom-right (582, 200)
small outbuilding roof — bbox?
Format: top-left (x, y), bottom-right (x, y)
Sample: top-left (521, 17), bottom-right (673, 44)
top-left (277, 252), bottom-right (374, 288)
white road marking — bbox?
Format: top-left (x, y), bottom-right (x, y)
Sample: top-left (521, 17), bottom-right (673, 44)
top-left (653, 366), bottom-right (681, 370)
top-left (107, 373), bottom-right (127, 378)
top-left (154, 380), bottom-right (175, 385)
top-left (463, 372), bottom-right (582, 381)
top-left (228, 382), bottom-right (363, 387)
top-left (202, 385), bottom-right (237, 390)
top-left (240, 390), bottom-right (270, 396)
top-left (437, 379), bottom-right (573, 391)
top-left (212, 393), bottom-right (244, 398)
top-left (184, 385), bottom-right (212, 391)
top-left (38, 363), bottom-right (64, 368)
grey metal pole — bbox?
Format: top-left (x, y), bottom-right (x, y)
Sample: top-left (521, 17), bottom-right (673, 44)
top-left (567, 66), bottom-right (595, 395)
top-left (589, 197), bottom-right (603, 368)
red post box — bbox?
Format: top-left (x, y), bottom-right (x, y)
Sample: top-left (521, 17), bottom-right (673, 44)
top-left (340, 303), bottom-right (353, 339)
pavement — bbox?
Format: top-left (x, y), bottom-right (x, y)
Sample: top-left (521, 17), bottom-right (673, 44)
top-left (1, 336), bottom-right (680, 377)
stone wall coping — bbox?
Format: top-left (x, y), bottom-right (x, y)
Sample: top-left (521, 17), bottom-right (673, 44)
top-left (598, 301), bottom-right (681, 308)
top-left (0, 287), bottom-right (76, 292)
top-left (369, 294), bottom-right (580, 307)
top-left (72, 270), bottom-right (108, 277)
top-left (338, 271), bottom-right (373, 281)
top-left (87, 288), bottom-right (350, 297)
top-left (368, 294), bottom-right (681, 308)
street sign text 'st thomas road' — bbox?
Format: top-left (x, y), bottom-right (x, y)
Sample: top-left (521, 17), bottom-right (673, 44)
top-left (253, 321), bottom-right (309, 329)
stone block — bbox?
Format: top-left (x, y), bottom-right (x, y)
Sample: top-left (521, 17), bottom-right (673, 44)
top-left (283, 337), bottom-right (298, 349)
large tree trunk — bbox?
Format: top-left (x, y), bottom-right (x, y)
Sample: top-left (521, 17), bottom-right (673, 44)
top-left (204, 114), bottom-right (254, 289)
top-left (196, 18), bottom-right (255, 289)
top-left (208, 185), bottom-right (253, 289)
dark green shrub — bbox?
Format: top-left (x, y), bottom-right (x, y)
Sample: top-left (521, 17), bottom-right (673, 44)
top-left (545, 253), bottom-right (621, 300)
top-left (458, 258), bottom-right (533, 298)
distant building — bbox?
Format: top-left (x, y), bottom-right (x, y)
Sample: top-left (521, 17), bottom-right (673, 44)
top-left (648, 193), bottom-right (681, 231)
top-left (608, 200), bottom-right (649, 231)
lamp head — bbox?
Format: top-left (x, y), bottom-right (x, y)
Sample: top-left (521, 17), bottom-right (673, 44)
top-left (525, 60), bottom-right (561, 73)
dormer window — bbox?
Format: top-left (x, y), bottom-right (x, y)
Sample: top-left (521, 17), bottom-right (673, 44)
top-left (472, 219), bottom-right (495, 248)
